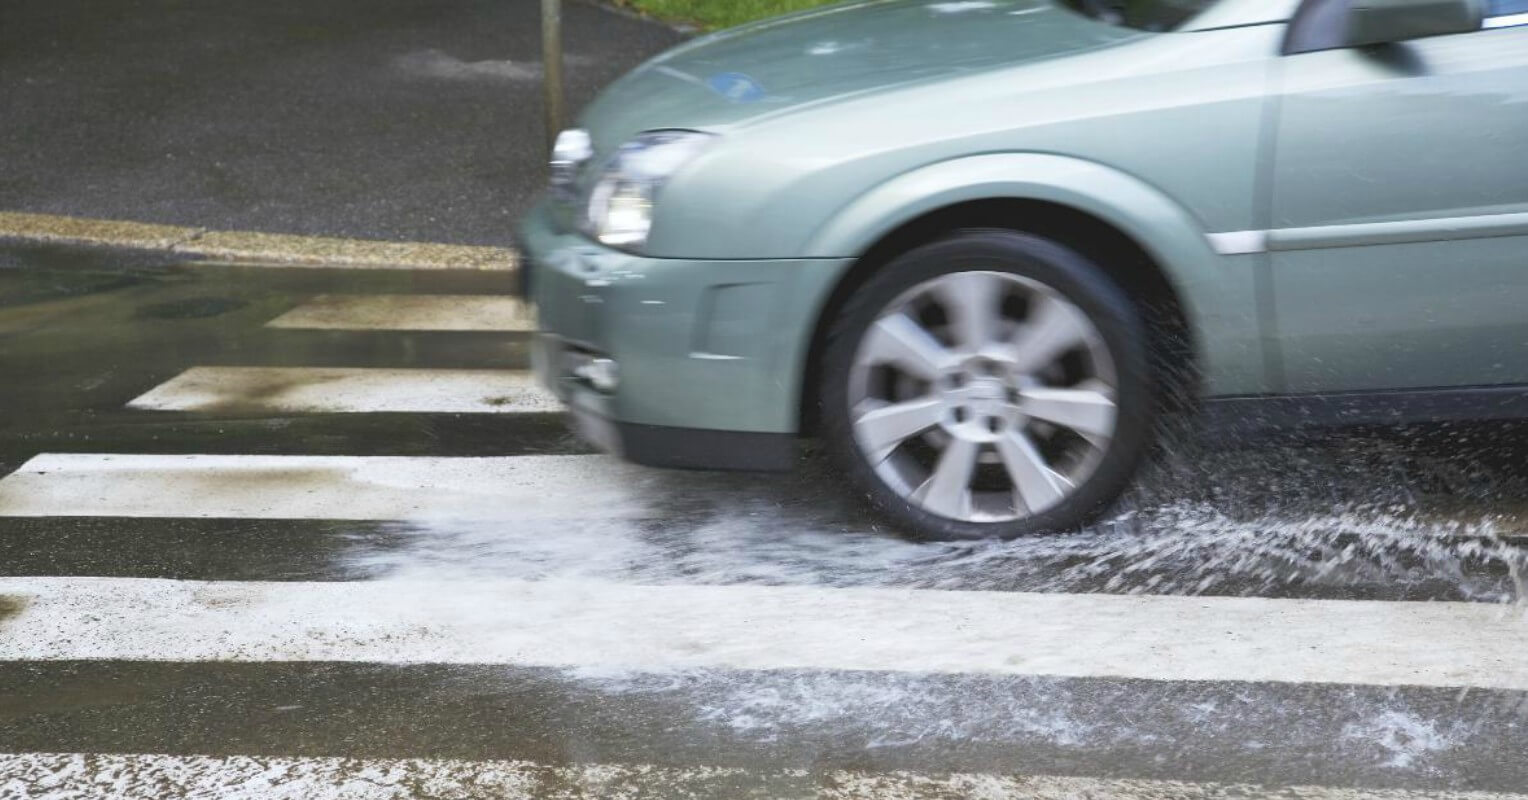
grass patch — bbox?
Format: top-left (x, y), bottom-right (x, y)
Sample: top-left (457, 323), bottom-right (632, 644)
top-left (614, 0), bottom-right (841, 30)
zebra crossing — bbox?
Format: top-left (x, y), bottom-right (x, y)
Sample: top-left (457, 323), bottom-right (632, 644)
top-left (4, 576), bottom-right (1527, 689)
top-left (0, 453), bottom-right (645, 520)
top-left (126, 366), bottom-right (560, 415)
top-left (2, 275), bottom-right (1528, 797)
top-left (7, 753), bottom-right (1526, 800)
top-left (264, 293), bottom-right (537, 331)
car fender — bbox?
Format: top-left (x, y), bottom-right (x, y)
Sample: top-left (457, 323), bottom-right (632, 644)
top-left (805, 152), bottom-right (1220, 292)
top-left (798, 152), bottom-right (1264, 396)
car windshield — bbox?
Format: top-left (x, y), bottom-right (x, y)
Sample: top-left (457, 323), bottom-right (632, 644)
top-left (1061, 0), bottom-right (1220, 30)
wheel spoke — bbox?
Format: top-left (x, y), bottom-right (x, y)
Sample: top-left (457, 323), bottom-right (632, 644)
top-left (859, 314), bottom-right (957, 380)
top-left (846, 269), bottom-right (1117, 526)
top-left (852, 397), bottom-right (946, 463)
top-left (996, 430), bottom-right (1073, 513)
top-left (913, 437), bottom-right (979, 519)
top-left (1008, 294), bottom-right (1088, 375)
top-left (1019, 384), bottom-right (1116, 439)
top-left (933, 272), bottom-right (1002, 351)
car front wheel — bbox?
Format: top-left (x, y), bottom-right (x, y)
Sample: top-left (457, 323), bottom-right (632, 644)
top-left (819, 229), bottom-right (1153, 540)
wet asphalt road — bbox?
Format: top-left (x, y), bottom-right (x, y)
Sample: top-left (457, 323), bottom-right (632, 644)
top-left (0, 0), bottom-right (682, 246)
top-left (3, 246), bottom-right (1528, 796)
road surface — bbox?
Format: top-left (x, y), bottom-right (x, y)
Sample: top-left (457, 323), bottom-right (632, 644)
top-left (2, 244), bottom-right (1528, 797)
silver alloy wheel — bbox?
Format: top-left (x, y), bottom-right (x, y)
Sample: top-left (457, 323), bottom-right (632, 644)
top-left (847, 270), bottom-right (1118, 523)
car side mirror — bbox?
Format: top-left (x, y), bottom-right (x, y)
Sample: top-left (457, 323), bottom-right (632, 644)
top-left (1345, 0), bottom-right (1484, 47)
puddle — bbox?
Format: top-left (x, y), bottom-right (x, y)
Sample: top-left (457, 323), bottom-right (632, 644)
top-left (0, 270), bottom-right (148, 308)
top-left (135, 295), bottom-right (248, 319)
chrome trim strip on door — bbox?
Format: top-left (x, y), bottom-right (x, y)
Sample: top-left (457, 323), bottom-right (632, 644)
top-left (1266, 211), bottom-right (1528, 251)
top-left (1484, 12), bottom-right (1528, 28)
top-left (1206, 230), bottom-right (1268, 255)
top-left (1208, 211), bottom-right (1528, 256)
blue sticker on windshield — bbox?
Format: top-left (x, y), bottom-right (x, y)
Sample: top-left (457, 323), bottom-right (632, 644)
top-left (708, 72), bottom-right (766, 103)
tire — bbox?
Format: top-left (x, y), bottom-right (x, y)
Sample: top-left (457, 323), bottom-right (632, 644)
top-left (818, 229), bottom-right (1153, 540)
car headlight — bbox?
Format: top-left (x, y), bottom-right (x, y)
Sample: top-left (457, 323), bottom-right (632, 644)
top-left (585, 130), bottom-right (714, 249)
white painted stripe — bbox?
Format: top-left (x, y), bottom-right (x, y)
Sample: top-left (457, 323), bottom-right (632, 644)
top-left (0, 454), bottom-right (646, 520)
top-left (266, 294), bottom-right (535, 331)
top-left (1485, 12), bottom-right (1528, 28)
top-left (0, 576), bottom-right (1524, 689)
top-left (1, 753), bottom-right (1519, 800)
top-left (127, 367), bottom-right (559, 414)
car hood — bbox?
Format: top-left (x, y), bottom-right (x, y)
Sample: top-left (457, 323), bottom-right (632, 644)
top-left (579, 0), bottom-right (1142, 147)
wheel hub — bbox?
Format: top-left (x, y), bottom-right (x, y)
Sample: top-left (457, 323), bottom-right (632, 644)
top-left (846, 269), bottom-right (1119, 523)
top-left (941, 371), bottom-right (1024, 442)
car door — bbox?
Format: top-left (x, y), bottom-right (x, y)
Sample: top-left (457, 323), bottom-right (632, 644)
top-left (1267, 0), bottom-right (1528, 394)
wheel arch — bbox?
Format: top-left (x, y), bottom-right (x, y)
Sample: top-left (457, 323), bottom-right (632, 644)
top-left (796, 155), bottom-right (1220, 434)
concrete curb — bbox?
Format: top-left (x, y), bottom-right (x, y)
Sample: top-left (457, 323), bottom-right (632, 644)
top-left (0, 212), bottom-right (517, 272)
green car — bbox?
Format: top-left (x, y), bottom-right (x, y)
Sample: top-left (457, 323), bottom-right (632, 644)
top-left (517, 0), bottom-right (1528, 539)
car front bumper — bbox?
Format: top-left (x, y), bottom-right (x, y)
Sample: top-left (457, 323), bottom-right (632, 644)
top-left (516, 199), bottom-right (850, 471)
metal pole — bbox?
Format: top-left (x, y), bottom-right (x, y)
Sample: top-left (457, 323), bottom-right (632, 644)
top-left (540, 0), bottom-right (565, 156)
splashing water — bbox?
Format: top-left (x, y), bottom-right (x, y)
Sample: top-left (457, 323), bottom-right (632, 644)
top-left (332, 424), bottom-right (1528, 777)
top-left (345, 424), bottom-right (1528, 602)
top-left (1341, 710), bottom-right (1464, 769)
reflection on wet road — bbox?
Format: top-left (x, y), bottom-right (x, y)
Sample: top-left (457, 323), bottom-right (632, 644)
top-left (2, 246), bottom-right (1527, 797)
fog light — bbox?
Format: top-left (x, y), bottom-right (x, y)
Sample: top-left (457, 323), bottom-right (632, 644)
top-left (576, 357), bottom-right (620, 392)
